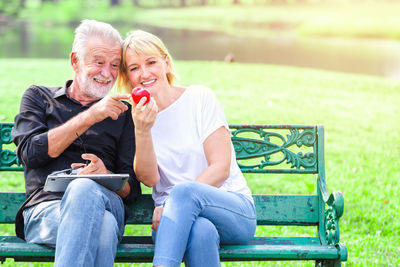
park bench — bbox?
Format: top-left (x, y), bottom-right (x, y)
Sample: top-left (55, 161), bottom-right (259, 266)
top-left (0, 122), bottom-right (347, 266)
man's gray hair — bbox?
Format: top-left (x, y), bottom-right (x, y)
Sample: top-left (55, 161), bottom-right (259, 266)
top-left (72, 19), bottom-right (122, 59)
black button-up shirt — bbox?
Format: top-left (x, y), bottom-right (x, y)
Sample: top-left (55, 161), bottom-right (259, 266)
top-left (12, 80), bottom-right (141, 239)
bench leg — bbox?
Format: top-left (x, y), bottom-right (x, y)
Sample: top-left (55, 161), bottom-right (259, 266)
top-left (316, 259), bottom-right (341, 267)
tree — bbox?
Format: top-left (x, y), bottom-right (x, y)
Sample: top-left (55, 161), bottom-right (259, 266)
top-left (0, 0), bottom-right (21, 17)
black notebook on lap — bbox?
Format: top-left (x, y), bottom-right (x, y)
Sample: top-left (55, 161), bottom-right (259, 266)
top-left (44, 171), bottom-right (129, 192)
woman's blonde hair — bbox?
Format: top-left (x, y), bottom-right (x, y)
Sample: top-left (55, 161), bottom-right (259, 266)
top-left (117, 30), bottom-right (177, 93)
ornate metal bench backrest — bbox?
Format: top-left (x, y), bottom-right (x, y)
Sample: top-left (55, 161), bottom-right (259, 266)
top-left (0, 123), bottom-right (319, 174)
top-left (230, 124), bottom-right (318, 174)
top-left (0, 123), bottom-right (22, 171)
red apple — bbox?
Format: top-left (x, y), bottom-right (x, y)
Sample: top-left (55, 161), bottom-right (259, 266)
top-left (131, 87), bottom-right (150, 105)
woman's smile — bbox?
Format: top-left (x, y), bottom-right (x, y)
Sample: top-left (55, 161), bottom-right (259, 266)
top-left (141, 79), bottom-right (157, 87)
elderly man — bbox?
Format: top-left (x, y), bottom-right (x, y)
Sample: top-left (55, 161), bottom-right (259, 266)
top-left (11, 20), bottom-right (141, 266)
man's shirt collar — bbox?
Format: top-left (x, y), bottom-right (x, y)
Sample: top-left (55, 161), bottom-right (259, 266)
top-left (53, 80), bottom-right (73, 99)
top-left (54, 80), bottom-right (99, 107)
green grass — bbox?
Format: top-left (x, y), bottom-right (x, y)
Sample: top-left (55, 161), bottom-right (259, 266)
top-left (1, 58), bottom-right (400, 266)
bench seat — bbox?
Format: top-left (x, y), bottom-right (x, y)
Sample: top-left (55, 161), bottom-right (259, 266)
top-left (1, 235), bottom-right (344, 262)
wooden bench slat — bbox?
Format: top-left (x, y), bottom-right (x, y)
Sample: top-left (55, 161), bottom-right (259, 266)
top-left (218, 245), bottom-right (340, 261)
top-left (120, 236), bottom-right (322, 246)
top-left (1, 193), bottom-right (319, 226)
top-left (253, 195), bottom-right (318, 225)
top-left (0, 236), bottom-right (55, 258)
top-left (0, 193), bottom-right (25, 224)
top-left (1, 236), bottom-right (340, 262)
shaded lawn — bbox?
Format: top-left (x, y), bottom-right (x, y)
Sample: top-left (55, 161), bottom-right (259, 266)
top-left (1, 59), bottom-right (399, 266)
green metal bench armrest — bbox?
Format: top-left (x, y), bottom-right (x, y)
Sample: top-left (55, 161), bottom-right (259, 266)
top-left (324, 191), bottom-right (344, 245)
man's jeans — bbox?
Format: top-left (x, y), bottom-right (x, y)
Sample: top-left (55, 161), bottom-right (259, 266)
top-left (152, 182), bottom-right (257, 267)
top-left (23, 178), bottom-right (125, 267)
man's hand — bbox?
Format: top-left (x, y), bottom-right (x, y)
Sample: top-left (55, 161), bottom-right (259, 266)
top-left (152, 206), bottom-right (163, 232)
top-left (71, 153), bottom-right (131, 198)
top-left (116, 182), bottom-right (131, 199)
top-left (71, 153), bottom-right (108, 174)
top-left (88, 94), bottom-right (131, 124)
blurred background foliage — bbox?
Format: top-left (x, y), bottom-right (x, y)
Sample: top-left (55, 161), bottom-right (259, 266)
top-left (2, 0), bottom-right (400, 39)
top-left (2, 0), bottom-right (400, 78)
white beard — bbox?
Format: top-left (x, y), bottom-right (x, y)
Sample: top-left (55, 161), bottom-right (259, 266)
top-left (77, 67), bottom-right (114, 100)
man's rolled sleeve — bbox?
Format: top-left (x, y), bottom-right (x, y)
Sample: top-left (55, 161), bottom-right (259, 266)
top-left (13, 128), bottom-right (52, 168)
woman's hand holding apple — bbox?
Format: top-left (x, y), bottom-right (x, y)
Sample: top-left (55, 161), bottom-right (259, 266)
top-left (131, 94), bottom-right (158, 136)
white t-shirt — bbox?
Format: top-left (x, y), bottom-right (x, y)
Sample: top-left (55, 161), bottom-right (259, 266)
top-left (151, 85), bottom-right (253, 206)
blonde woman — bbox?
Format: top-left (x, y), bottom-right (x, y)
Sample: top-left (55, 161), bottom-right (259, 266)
top-left (118, 30), bottom-right (256, 267)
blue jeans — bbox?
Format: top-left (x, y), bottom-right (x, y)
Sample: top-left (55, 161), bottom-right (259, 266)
top-left (23, 178), bottom-right (125, 267)
top-left (152, 182), bottom-right (257, 267)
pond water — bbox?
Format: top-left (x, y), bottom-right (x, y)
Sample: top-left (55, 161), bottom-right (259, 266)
top-left (2, 21), bottom-right (400, 80)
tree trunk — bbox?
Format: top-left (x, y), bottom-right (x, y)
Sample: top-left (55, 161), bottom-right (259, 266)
top-left (110, 0), bottom-right (120, 6)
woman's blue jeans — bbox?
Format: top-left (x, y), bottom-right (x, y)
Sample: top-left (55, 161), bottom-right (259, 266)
top-left (152, 181), bottom-right (257, 267)
top-left (23, 178), bottom-right (125, 267)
